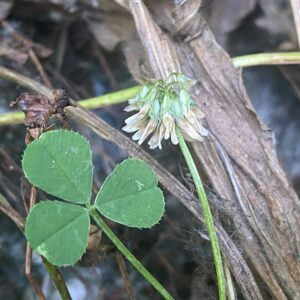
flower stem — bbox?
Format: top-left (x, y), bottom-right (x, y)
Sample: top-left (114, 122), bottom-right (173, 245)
top-left (78, 86), bottom-right (140, 110)
top-left (231, 52), bottom-right (300, 68)
top-left (89, 208), bottom-right (174, 300)
top-left (2, 51), bottom-right (300, 126)
top-left (0, 85), bottom-right (139, 125)
top-left (175, 127), bottom-right (226, 300)
top-left (42, 258), bottom-right (72, 300)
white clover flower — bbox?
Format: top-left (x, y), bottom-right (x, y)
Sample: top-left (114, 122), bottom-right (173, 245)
top-left (122, 73), bottom-right (208, 149)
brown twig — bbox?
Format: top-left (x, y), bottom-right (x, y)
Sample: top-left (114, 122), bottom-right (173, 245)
top-left (116, 252), bottom-right (135, 300)
top-left (0, 193), bottom-right (24, 231)
top-left (29, 50), bottom-right (52, 88)
top-left (25, 186), bottom-right (38, 296)
top-left (25, 237), bottom-right (47, 300)
top-left (24, 124), bottom-right (45, 300)
top-left (0, 66), bottom-right (263, 300)
top-left (0, 149), bottom-right (26, 212)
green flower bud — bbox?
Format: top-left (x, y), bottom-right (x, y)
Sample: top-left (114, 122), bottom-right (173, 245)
top-left (161, 94), bottom-right (170, 114)
top-left (179, 88), bottom-right (190, 105)
top-left (149, 99), bottom-right (160, 120)
top-left (172, 99), bottom-right (183, 118)
top-left (138, 85), bottom-right (151, 99)
top-left (179, 88), bottom-right (191, 116)
top-left (123, 73), bottom-right (207, 149)
top-left (145, 86), bottom-right (158, 103)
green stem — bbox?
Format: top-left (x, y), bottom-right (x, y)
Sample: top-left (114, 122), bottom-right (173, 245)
top-left (89, 208), bottom-right (174, 300)
top-left (42, 258), bottom-right (72, 300)
top-left (0, 85), bottom-right (140, 125)
top-left (231, 52), bottom-right (300, 68)
top-left (2, 51), bottom-right (300, 126)
top-left (0, 111), bottom-right (24, 125)
top-left (79, 86), bottom-right (140, 110)
top-left (175, 128), bottom-right (226, 300)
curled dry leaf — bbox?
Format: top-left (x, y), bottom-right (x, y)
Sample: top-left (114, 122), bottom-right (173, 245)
top-left (10, 89), bottom-right (72, 132)
top-left (51, 89), bottom-right (71, 116)
top-left (10, 92), bottom-right (53, 128)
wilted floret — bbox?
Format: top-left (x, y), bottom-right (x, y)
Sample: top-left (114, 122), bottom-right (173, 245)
top-left (123, 73), bottom-right (208, 149)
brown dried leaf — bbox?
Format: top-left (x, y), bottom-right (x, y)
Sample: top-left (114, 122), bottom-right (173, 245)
top-left (10, 92), bottom-right (53, 128)
top-left (51, 89), bottom-right (71, 116)
top-left (10, 90), bottom-right (71, 128)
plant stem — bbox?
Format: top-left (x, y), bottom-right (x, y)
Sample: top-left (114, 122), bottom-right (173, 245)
top-left (231, 52), bottom-right (300, 68)
top-left (0, 78), bottom-right (140, 125)
top-left (0, 111), bottom-right (24, 126)
top-left (78, 86), bottom-right (140, 110)
top-left (175, 127), bottom-right (226, 300)
top-left (2, 51), bottom-right (300, 126)
top-left (42, 258), bottom-right (72, 300)
top-left (89, 208), bottom-right (174, 300)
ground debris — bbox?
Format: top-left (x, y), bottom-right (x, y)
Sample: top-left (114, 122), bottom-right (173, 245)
top-left (10, 90), bottom-right (72, 140)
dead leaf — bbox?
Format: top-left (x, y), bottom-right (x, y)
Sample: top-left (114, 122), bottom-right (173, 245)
top-left (10, 92), bottom-right (53, 128)
top-left (51, 89), bottom-right (71, 116)
top-left (10, 90), bottom-right (71, 128)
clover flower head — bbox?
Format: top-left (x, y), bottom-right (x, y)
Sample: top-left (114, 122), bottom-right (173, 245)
top-left (123, 73), bottom-right (208, 149)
